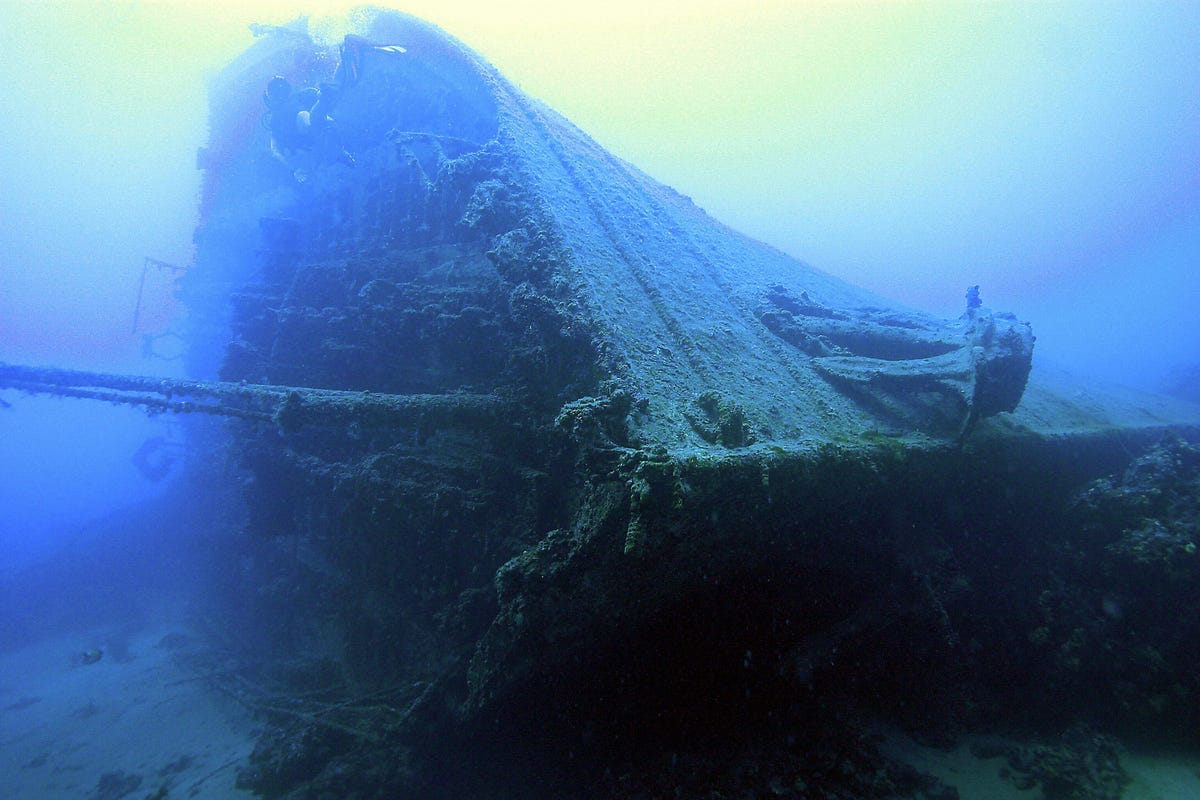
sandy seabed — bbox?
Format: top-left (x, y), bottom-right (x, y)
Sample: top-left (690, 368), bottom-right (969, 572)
top-left (0, 618), bottom-right (257, 800)
top-left (4, 617), bottom-right (1200, 800)
top-left (883, 726), bottom-right (1200, 800)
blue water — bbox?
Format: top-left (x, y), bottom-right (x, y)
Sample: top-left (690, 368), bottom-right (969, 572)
top-left (1, 5), bottom-right (1199, 799)
top-left (0, 398), bottom-right (178, 575)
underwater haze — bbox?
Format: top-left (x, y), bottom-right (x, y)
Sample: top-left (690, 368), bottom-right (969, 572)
top-left (2, 2), bottom-right (1198, 560)
top-left (3, 1), bottom-right (1199, 379)
top-left (1, 3), bottom-right (1200, 799)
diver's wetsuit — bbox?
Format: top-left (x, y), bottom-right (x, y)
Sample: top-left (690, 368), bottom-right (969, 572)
top-left (263, 35), bottom-right (403, 174)
top-left (265, 82), bottom-right (341, 155)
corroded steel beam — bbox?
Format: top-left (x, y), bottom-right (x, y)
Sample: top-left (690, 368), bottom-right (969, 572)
top-left (0, 362), bottom-right (504, 430)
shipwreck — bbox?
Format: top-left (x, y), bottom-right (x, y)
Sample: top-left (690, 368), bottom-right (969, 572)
top-left (4, 8), bottom-right (1200, 799)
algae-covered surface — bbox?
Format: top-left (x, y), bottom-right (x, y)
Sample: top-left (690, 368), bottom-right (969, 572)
top-left (62, 7), bottom-right (1196, 799)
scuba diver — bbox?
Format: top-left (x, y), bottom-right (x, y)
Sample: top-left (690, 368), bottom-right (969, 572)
top-left (263, 34), bottom-right (406, 182)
